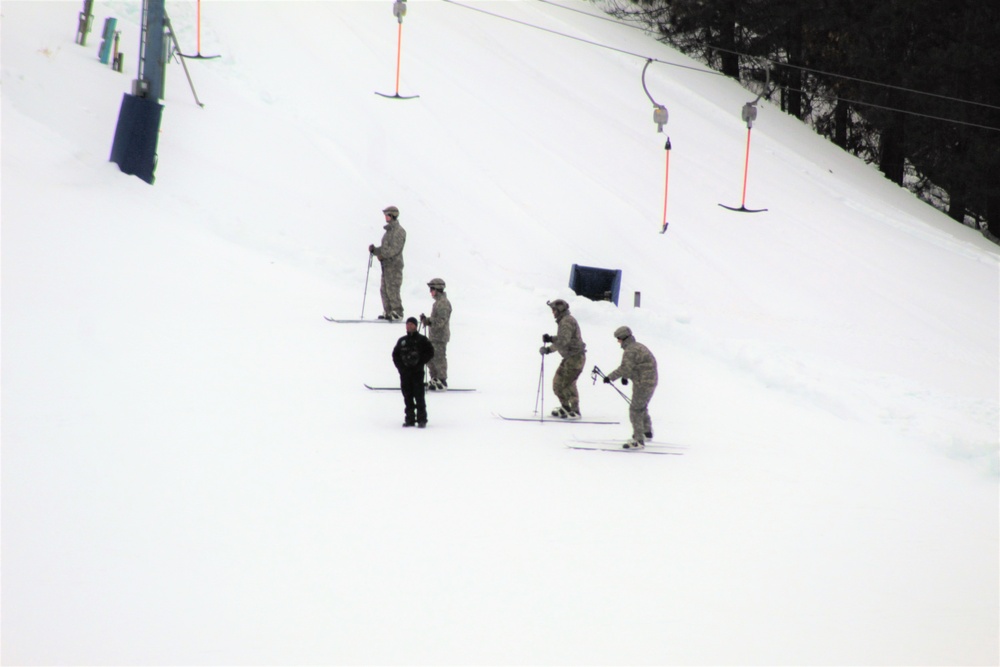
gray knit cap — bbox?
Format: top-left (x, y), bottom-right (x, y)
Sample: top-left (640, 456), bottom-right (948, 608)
top-left (614, 326), bottom-right (632, 340)
top-left (547, 299), bottom-right (569, 314)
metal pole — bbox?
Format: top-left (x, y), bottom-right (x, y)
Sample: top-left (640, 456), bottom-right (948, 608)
top-left (76, 0), bottom-right (95, 45)
top-left (534, 351), bottom-right (546, 419)
top-left (591, 365), bottom-right (631, 404)
top-left (661, 137), bottom-right (671, 233)
top-left (394, 22), bottom-right (403, 96)
top-left (162, 15), bottom-right (204, 107)
top-left (136, 0), bottom-right (166, 101)
top-left (361, 252), bottom-right (374, 319)
top-left (740, 127), bottom-right (752, 208)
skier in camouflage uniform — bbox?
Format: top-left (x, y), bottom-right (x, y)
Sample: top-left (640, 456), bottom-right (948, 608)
top-left (368, 205), bottom-right (406, 320)
top-left (420, 277), bottom-right (452, 390)
top-left (539, 299), bottom-right (587, 419)
top-left (604, 326), bottom-right (658, 449)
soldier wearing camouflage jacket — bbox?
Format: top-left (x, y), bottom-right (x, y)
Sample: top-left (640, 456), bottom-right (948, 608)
top-left (369, 205), bottom-right (406, 320)
top-left (540, 299), bottom-right (587, 419)
top-left (605, 326), bottom-right (658, 447)
top-left (421, 278), bottom-right (451, 390)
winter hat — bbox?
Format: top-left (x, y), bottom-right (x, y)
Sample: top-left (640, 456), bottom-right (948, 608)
top-left (382, 205), bottom-right (400, 218)
top-left (547, 299), bottom-right (569, 314)
top-left (614, 326), bottom-right (632, 340)
top-left (427, 278), bottom-right (446, 291)
top-left (406, 316), bottom-right (419, 326)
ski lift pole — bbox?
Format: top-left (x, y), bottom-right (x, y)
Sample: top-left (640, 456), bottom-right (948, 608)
top-left (376, 0), bottom-right (419, 99)
top-left (394, 21), bottom-right (403, 95)
top-left (642, 59), bottom-right (672, 232)
top-left (660, 137), bottom-right (672, 233)
top-left (719, 102), bottom-right (767, 212)
top-left (720, 64), bottom-right (769, 213)
top-left (177, 0), bottom-right (221, 58)
top-left (739, 122), bottom-right (752, 206)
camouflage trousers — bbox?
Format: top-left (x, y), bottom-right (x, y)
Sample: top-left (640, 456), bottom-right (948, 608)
top-left (628, 381), bottom-right (656, 443)
top-left (379, 261), bottom-right (404, 316)
top-left (428, 340), bottom-right (448, 382)
top-left (553, 352), bottom-right (585, 412)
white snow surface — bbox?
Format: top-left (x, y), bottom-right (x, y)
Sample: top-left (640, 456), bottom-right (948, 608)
top-left (2, 1), bottom-right (998, 664)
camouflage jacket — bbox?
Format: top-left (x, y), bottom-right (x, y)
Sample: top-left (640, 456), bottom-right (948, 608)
top-left (426, 292), bottom-right (452, 343)
top-left (547, 312), bottom-right (586, 358)
top-left (607, 336), bottom-right (657, 387)
top-left (373, 219), bottom-right (406, 266)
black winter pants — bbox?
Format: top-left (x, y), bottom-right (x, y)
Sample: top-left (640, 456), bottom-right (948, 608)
top-left (400, 371), bottom-right (427, 425)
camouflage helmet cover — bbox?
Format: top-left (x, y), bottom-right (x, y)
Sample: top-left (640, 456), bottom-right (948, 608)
top-left (547, 299), bottom-right (569, 314)
top-left (427, 277), bottom-right (446, 291)
top-left (614, 326), bottom-right (633, 340)
top-left (382, 205), bottom-right (400, 217)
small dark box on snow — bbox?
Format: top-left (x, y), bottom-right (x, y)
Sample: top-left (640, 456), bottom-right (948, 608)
top-left (568, 264), bottom-right (622, 306)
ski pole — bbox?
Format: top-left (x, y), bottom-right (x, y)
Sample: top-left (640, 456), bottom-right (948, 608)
top-left (591, 365), bottom-right (631, 404)
top-left (533, 349), bottom-right (546, 419)
top-left (361, 251), bottom-right (374, 319)
top-left (420, 320), bottom-right (429, 386)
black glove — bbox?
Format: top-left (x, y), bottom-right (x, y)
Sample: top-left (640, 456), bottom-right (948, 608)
top-left (542, 334), bottom-right (553, 343)
top-left (420, 314), bottom-right (428, 325)
top-left (539, 346), bottom-right (550, 355)
top-left (603, 376), bottom-right (612, 384)
top-left (368, 244), bottom-right (376, 254)
top-left (621, 378), bottom-right (628, 385)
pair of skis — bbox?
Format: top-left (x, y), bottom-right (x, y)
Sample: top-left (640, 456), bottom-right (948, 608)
top-left (328, 317), bottom-right (476, 391)
top-left (364, 384), bottom-right (475, 392)
top-left (566, 438), bottom-right (686, 455)
top-left (494, 413), bottom-right (618, 425)
top-left (325, 316), bottom-right (398, 324)
top-left (495, 415), bottom-right (685, 455)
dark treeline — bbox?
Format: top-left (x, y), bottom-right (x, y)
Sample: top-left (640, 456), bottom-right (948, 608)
top-left (607, 0), bottom-right (999, 240)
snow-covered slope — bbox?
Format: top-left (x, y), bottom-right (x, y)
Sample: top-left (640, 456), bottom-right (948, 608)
top-left (3, 1), bottom-right (998, 664)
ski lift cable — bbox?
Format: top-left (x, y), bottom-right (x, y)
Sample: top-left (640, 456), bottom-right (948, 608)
top-left (781, 85), bottom-right (1000, 132)
top-left (532, 0), bottom-right (1000, 113)
top-left (439, 0), bottom-right (726, 78)
top-left (704, 42), bottom-right (1000, 112)
top-left (440, 0), bottom-right (1000, 131)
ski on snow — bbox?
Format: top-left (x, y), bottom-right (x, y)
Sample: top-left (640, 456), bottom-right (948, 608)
top-left (493, 413), bottom-right (620, 425)
top-left (324, 316), bottom-right (399, 323)
top-left (567, 437), bottom-right (686, 455)
top-left (364, 384), bottom-right (476, 392)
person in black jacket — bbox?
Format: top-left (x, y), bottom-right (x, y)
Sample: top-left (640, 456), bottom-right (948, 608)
top-left (392, 317), bottom-right (435, 428)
